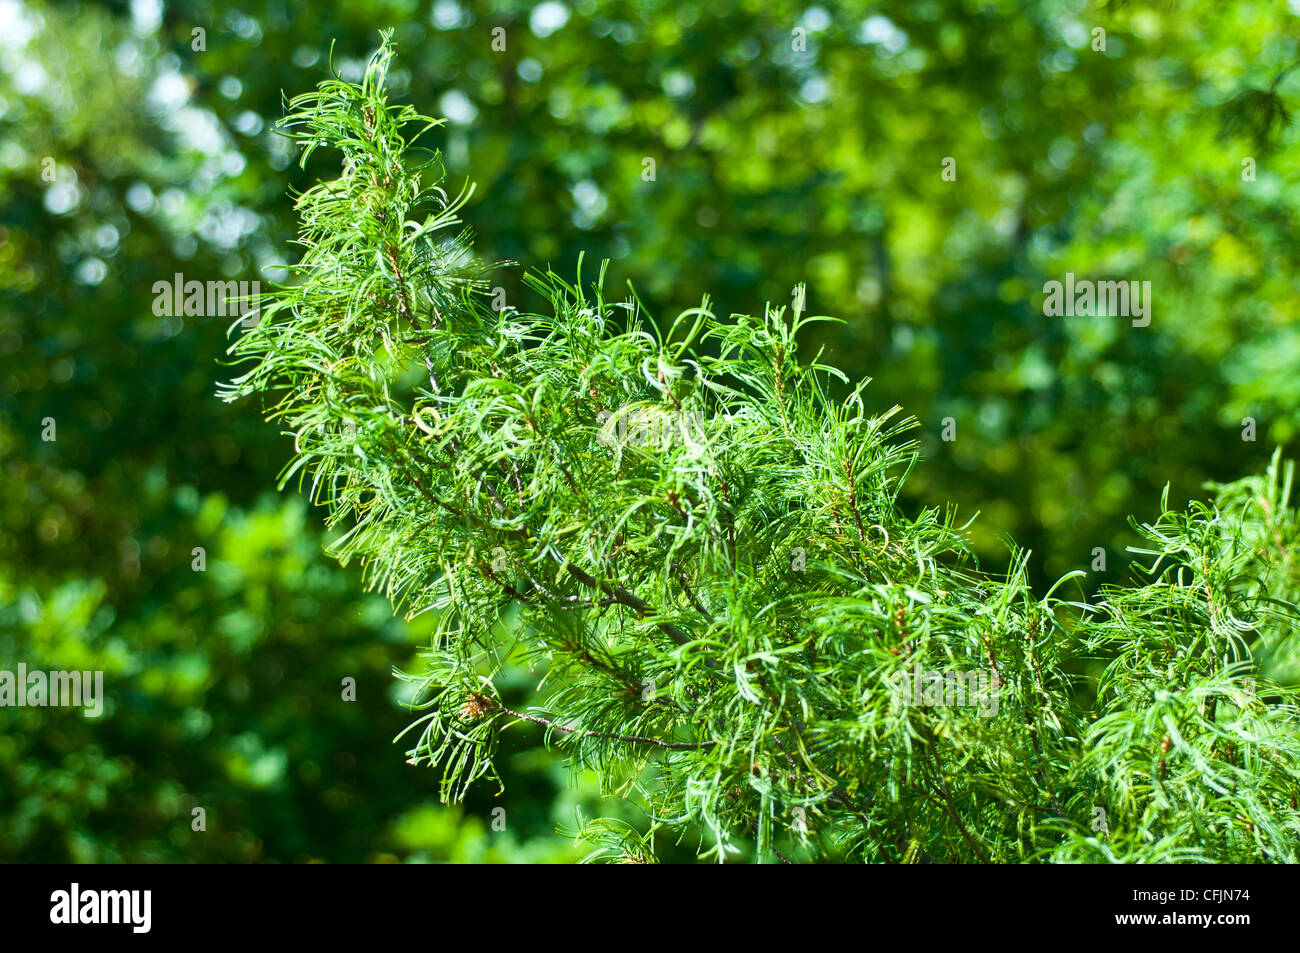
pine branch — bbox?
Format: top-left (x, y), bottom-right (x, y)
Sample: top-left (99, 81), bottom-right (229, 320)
top-left (223, 34), bottom-right (1300, 864)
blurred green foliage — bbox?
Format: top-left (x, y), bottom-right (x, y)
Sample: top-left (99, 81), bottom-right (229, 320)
top-left (2, 0), bottom-right (1298, 860)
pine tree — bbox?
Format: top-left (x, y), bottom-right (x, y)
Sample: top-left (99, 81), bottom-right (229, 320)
top-left (222, 35), bottom-right (1300, 863)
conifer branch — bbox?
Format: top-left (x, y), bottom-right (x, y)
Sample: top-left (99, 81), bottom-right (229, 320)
top-left (223, 35), bottom-right (1300, 863)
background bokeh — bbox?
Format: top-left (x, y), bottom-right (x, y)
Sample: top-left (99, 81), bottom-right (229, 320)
top-left (2, 0), bottom-right (1297, 861)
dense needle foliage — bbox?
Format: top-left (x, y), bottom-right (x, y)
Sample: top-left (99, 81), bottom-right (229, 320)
top-left (224, 37), bottom-right (1300, 863)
